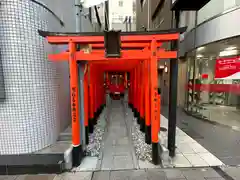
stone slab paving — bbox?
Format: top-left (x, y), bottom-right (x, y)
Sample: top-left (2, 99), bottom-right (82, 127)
top-left (98, 100), bottom-right (137, 170)
top-left (76, 100), bottom-right (224, 170)
top-left (1, 167), bottom-right (233, 180)
top-left (161, 106), bottom-right (240, 166)
top-left (160, 115), bottom-right (224, 168)
top-left (220, 166), bottom-right (240, 180)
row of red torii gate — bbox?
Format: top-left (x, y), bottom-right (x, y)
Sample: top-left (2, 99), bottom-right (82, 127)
top-left (39, 27), bottom-right (186, 167)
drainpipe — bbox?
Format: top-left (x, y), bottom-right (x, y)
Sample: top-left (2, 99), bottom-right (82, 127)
top-left (147, 0), bottom-right (150, 30)
top-left (129, 16), bottom-right (132, 31)
top-left (125, 16), bottom-right (129, 32)
top-left (168, 10), bottom-right (180, 157)
top-left (105, 0), bottom-right (109, 30)
top-left (109, 0), bottom-right (112, 30)
top-left (75, 0), bottom-right (87, 157)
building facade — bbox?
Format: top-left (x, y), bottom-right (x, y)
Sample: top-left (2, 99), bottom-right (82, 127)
top-left (0, 0), bottom-right (97, 155)
top-left (179, 0), bottom-right (240, 129)
top-left (92, 0), bottom-right (136, 31)
top-left (109, 0), bottom-right (136, 30)
top-left (136, 0), bottom-right (172, 31)
top-left (136, 0), bottom-right (173, 106)
top-left (137, 0), bottom-right (240, 128)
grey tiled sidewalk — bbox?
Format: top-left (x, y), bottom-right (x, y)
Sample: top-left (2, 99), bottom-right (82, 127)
top-left (0, 167), bottom-right (231, 180)
top-left (98, 99), bottom-right (138, 170)
top-left (161, 106), bottom-right (240, 166)
top-left (220, 166), bottom-right (240, 180)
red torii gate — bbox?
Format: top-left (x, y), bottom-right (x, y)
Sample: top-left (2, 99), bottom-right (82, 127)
top-left (38, 27), bottom-right (186, 167)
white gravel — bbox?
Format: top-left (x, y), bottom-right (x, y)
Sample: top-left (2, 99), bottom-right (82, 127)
top-left (131, 118), bottom-right (152, 162)
top-left (86, 110), bottom-right (106, 157)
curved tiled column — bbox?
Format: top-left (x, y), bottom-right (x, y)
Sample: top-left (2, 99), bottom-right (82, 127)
top-left (0, 0), bottom-right (71, 154)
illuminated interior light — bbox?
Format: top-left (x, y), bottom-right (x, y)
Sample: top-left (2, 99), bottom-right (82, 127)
top-left (197, 47), bottom-right (205, 51)
top-left (164, 66), bottom-right (168, 73)
top-left (224, 46), bottom-right (237, 51)
top-left (219, 50), bottom-right (238, 57)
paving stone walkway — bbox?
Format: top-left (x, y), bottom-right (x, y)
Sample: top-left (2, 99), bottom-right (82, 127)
top-left (161, 106), bottom-right (240, 166)
top-left (98, 99), bottom-right (138, 170)
top-left (1, 167), bottom-right (237, 180)
top-left (2, 99), bottom-right (239, 179)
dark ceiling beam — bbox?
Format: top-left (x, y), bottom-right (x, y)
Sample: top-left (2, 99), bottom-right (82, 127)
top-left (104, 0), bottom-right (109, 30)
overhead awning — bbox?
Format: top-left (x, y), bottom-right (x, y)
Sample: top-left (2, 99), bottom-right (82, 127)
top-left (171, 0), bottom-right (211, 11)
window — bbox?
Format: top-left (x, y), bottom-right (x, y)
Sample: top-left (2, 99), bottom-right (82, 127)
top-left (118, 0), bottom-right (123, 7)
top-left (133, 1), bottom-right (136, 12)
top-left (118, 15), bottom-right (123, 21)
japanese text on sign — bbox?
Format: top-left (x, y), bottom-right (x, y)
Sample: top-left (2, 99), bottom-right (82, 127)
top-left (72, 87), bottom-right (77, 123)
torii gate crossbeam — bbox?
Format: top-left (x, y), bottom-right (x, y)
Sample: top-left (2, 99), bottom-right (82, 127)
top-left (38, 27), bottom-right (186, 167)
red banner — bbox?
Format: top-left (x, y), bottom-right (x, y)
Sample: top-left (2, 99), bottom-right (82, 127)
top-left (215, 56), bottom-right (240, 79)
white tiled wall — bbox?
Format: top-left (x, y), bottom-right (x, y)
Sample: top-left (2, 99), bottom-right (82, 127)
top-left (0, 0), bottom-right (86, 154)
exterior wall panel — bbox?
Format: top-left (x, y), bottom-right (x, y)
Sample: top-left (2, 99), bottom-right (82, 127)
top-left (179, 29), bottom-right (195, 57)
top-left (196, 7), bottom-right (240, 47)
top-left (152, 0), bottom-right (172, 30)
top-left (179, 7), bottom-right (240, 55)
top-left (0, 0), bottom-right (93, 154)
top-left (136, 0), bottom-right (149, 30)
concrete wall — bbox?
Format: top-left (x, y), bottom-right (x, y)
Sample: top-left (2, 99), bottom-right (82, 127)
top-left (136, 0), bottom-right (149, 30)
top-left (136, 0), bottom-right (188, 107)
top-left (0, 0), bottom-right (94, 155)
top-left (136, 0), bottom-right (173, 31)
top-left (152, 0), bottom-right (172, 30)
top-left (109, 0), bottom-right (134, 24)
